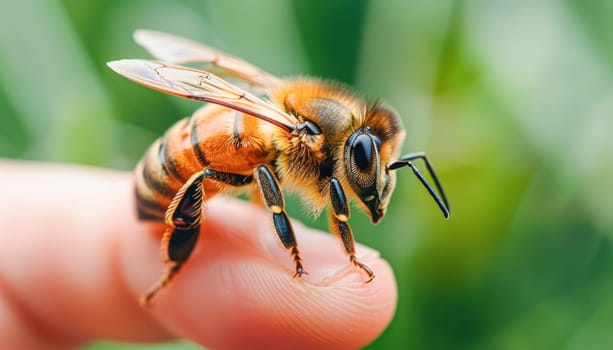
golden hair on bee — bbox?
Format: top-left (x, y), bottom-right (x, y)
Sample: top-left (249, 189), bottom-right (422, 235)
top-left (107, 30), bottom-right (450, 305)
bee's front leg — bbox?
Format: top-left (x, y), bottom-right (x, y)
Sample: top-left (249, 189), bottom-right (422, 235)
top-left (328, 178), bottom-right (375, 282)
top-left (254, 165), bottom-right (306, 278)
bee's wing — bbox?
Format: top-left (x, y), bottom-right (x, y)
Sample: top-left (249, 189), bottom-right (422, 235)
top-left (107, 59), bottom-right (297, 132)
top-left (133, 30), bottom-right (280, 88)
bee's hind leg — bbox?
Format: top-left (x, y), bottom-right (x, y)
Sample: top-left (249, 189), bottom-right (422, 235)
top-left (141, 225), bottom-right (199, 305)
top-left (142, 169), bottom-right (253, 306)
top-left (141, 171), bottom-right (205, 305)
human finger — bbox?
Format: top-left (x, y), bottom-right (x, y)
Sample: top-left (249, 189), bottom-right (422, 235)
top-left (0, 161), bottom-right (397, 349)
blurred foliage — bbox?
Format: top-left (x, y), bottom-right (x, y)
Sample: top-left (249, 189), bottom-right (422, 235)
top-left (1, 0), bottom-right (612, 349)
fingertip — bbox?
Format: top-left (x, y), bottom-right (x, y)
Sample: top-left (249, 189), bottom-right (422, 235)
top-left (122, 197), bottom-right (397, 349)
top-left (140, 256), bottom-right (397, 349)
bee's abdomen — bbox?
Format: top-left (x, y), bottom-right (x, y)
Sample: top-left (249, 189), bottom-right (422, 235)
top-left (135, 116), bottom-right (198, 220)
top-left (135, 105), bottom-right (276, 221)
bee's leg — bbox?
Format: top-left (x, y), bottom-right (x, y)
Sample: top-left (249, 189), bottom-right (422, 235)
top-left (143, 169), bottom-right (253, 305)
top-left (253, 165), bottom-right (306, 278)
top-left (329, 178), bottom-right (375, 282)
top-left (142, 171), bottom-right (205, 305)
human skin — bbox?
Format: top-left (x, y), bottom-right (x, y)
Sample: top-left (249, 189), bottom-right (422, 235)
top-left (0, 160), bottom-right (397, 349)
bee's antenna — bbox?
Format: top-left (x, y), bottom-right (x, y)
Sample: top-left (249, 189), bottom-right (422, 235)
top-left (387, 152), bottom-right (450, 219)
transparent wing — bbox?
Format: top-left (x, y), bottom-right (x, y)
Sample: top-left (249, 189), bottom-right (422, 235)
top-left (107, 59), bottom-right (296, 132)
top-left (133, 29), bottom-right (281, 88)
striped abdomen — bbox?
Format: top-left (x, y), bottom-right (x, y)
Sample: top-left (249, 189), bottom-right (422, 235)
top-left (135, 104), bottom-right (276, 220)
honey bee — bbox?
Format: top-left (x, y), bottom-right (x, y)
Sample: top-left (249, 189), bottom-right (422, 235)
top-left (108, 30), bottom-right (450, 305)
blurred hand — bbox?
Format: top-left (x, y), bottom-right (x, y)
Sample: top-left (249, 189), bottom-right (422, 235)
top-left (0, 160), bottom-right (397, 349)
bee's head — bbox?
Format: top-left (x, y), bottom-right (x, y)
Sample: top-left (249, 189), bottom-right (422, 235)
top-left (344, 105), bottom-right (404, 223)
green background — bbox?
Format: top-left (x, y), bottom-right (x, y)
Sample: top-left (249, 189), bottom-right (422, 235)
top-left (2, 1), bottom-right (613, 349)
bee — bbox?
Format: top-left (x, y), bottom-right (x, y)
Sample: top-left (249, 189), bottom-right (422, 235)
top-left (108, 30), bottom-right (450, 305)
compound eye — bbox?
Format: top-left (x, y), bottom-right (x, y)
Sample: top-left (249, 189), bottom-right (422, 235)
top-left (347, 131), bottom-right (381, 190)
top-left (353, 133), bottom-right (374, 170)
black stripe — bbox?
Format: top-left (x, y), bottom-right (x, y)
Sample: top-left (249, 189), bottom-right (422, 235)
top-left (159, 138), bottom-right (184, 182)
top-left (135, 193), bottom-right (167, 221)
top-left (136, 205), bottom-right (165, 221)
top-left (143, 152), bottom-right (174, 199)
top-left (190, 116), bottom-right (207, 167)
top-left (156, 141), bottom-right (170, 176)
